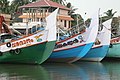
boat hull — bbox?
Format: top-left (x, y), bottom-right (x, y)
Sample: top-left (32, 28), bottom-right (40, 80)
top-left (81, 45), bottom-right (109, 61)
top-left (0, 41), bottom-right (56, 64)
top-left (81, 19), bottom-right (112, 62)
top-left (47, 42), bottom-right (93, 63)
top-left (107, 43), bottom-right (120, 58)
top-left (47, 11), bottom-right (99, 63)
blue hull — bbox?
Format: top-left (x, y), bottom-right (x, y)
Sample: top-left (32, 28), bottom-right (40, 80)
top-left (48, 42), bottom-right (93, 63)
top-left (82, 45), bottom-right (109, 61)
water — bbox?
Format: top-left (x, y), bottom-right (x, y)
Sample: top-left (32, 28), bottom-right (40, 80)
top-left (0, 61), bottom-right (120, 80)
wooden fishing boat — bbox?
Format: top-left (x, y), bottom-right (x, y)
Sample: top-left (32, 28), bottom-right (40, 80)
top-left (81, 19), bottom-right (112, 61)
top-left (47, 12), bottom-right (99, 63)
top-left (0, 8), bottom-right (58, 64)
top-left (106, 36), bottom-right (120, 58)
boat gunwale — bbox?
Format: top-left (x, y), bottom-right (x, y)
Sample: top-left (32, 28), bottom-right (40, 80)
top-left (54, 43), bottom-right (86, 52)
top-left (0, 30), bottom-right (48, 46)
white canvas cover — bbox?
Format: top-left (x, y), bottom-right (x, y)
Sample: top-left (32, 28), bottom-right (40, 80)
top-left (45, 8), bottom-right (59, 41)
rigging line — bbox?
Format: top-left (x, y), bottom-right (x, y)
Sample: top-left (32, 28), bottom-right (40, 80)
top-left (103, 25), bottom-right (111, 31)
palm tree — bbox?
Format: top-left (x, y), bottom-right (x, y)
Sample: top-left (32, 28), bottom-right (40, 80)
top-left (71, 14), bottom-right (83, 26)
top-left (101, 9), bottom-right (118, 37)
top-left (66, 2), bottom-right (83, 27)
top-left (111, 17), bottom-right (119, 37)
top-left (101, 9), bottom-right (117, 22)
top-left (9, 0), bottom-right (32, 22)
top-left (10, 0), bottom-right (39, 14)
top-left (52, 0), bottom-right (66, 5)
top-left (0, 0), bottom-right (10, 14)
top-left (10, 0), bottom-right (30, 13)
top-left (30, 0), bottom-right (37, 2)
top-left (66, 2), bottom-right (78, 16)
top-left (104, 9), bottom-right (117, 18)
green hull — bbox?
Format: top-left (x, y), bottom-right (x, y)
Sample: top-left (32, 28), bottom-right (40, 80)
top-left (107, 43), bottom-right (120, 58)
top-left (0, 41), bottom-right (56, 64)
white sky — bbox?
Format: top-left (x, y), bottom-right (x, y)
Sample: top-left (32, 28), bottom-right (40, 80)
top-left (67, 0), bottom-right (120, 18)
top-left (8, 0), bottom-right (120, 18)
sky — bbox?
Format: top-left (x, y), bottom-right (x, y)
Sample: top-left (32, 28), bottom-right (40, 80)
top-left (8, 0), bottom-right (120, 19)
top-left (67, 0), bottom-right (120, 19)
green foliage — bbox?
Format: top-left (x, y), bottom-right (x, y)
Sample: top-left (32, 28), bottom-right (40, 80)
top-left (65, 2), bottom-right (78, 16)
top-left (104, 9), bottom-right (117, 18)
top-left (65, 2), bottom-right (81, 26)
top-left (52, 0), bottom-right (66, 6)
top-left (100, 9), bottom-right (118, 37)
top-left (10, 0), bottom-right (30, 13)
top-left (0, 0), bottom-right (37, 14)
top-left (0, 0), bottom-right (10, 14)
top-left (101, 9), bottom-right (117, 23)
top-left (111, 17), bottom-right (119, 37)
top-left (71, 14), bottom-right (84, 27)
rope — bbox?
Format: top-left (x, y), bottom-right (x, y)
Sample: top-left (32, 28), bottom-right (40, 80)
top-left (103, 25), bottom-right (111, 31)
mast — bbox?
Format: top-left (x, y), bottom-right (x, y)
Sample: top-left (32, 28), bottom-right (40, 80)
top-left (57, 12), bottom-right (60, 41)
top-left (77, 14), bottom-right (79, 33)
top-left (26, 11), bottom-right (29, 36)
top-left (98, 8), bottom-right (102, 31)
top-left (0, 13), bottom-right (1, 54)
